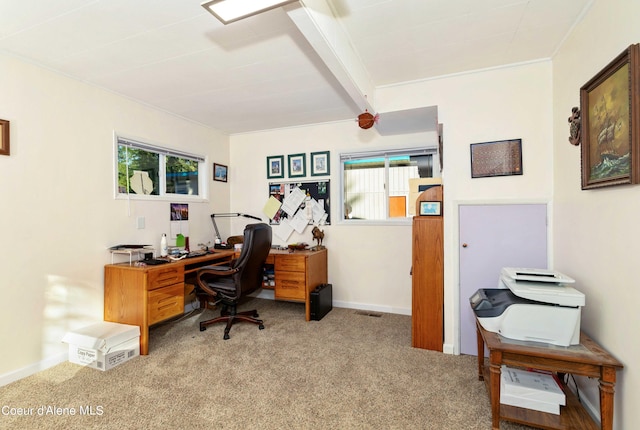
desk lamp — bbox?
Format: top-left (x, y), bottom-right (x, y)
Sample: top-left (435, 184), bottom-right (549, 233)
top-left (211, 213), bottom-right (262, 249)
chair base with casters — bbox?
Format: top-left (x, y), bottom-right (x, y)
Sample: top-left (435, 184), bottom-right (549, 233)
top-left (199, 299), bottom-right (265, 340)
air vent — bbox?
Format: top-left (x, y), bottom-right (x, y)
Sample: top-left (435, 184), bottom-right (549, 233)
top-left (355, 311), bottom-right (382, 318)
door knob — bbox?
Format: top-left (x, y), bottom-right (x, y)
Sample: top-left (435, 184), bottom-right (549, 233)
top-left (462, 243), bottom-right (468, 248)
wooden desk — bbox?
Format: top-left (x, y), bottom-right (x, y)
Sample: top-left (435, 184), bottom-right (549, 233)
top-left (476, 319), bottom-right (623, 430)
top-left (104, 248), bottom-right (328, 354)
top-left (264, 248), bottom-right (328, 321)
top-left (104, 251), bottom-right (234, 355)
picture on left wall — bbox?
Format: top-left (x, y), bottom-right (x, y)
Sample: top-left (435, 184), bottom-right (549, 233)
top-left (0, 119), bottom-right (9, 156)
top-left (214, 163), bottom-right (228, 182)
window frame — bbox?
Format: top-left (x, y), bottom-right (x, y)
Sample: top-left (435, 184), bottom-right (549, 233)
top-left (114, 133), bottom-right (209, 202)
top-left (339, 146), bottom-right (440, 225)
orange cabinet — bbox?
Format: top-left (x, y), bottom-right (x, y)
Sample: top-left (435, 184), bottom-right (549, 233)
top-left (411, 185), bottom-right (444, 351)
top-left (270, 248), bottom-right (328, 320)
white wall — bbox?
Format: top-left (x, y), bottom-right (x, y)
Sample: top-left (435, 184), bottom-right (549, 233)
top-left (231, 61), bottom-right (555, 353)
top-left (230, 122), bottom-right (437, 314)
top-left (0, 54), bottom-right (229, 382)
top-left (376, 61), bottom-right (554, 350)
top-left (552, 0), bottom-right (639, 428)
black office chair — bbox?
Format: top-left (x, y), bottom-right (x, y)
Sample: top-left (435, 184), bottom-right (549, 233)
top-left (196, 223), bottom-right (272, 339)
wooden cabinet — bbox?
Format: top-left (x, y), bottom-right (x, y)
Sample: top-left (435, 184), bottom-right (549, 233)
top-left (148, 283), bottom-right (184, 325)
top-left (274, 253), bottom-right (308, 301)
top-left (270, 248), bottom-right (328, 321)
top-left (104, 252), bottom-right (233, 355)
top-left (411, 185), bottom-right (444, 351)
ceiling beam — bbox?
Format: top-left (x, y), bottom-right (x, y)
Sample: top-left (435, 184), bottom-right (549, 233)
top-left (285, 0), bottom-right (375, 115)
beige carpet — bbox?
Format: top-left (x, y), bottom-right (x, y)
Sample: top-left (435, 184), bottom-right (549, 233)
top-left (0, 299), bottom-right (532, 429)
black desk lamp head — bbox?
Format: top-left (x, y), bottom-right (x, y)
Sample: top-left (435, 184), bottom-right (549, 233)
top-left (210, 213), bottom-right (262, 249)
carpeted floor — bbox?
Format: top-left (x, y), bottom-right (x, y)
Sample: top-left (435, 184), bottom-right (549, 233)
top-left (0, 298), bottom-right (533, 429)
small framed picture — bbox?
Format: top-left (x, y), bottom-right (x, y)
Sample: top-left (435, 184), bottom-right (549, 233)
top-left (0, 119), bottom-right (9, 156)
top-left (470, 139), bottom-right (523, 178)
top-left (288, 153), bottom-right (306, 178)
top-left (310, 151), bottom-right (330, 176)
top-left (213, 163), bottom-right (228, 182)
top-left (266, 155), bottom-right (284, 179)
top-left (419, 201), bottom-right (442, 216)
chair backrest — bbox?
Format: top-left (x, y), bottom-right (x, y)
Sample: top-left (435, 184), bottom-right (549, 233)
top-left (231, 223), bottom-right (272, 298)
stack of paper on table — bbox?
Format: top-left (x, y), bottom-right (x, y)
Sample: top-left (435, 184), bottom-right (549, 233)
top-left (500, 365), bottom-right (566, 415)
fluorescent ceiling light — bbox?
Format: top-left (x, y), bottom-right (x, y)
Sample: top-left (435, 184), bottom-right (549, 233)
top-left (201, 0), bottom-right (297, 25)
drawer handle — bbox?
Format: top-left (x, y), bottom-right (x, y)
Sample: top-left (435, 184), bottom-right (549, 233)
top-left (157, 296), bottom-right (177, 305)
top-left (157, 302), bottom-right (177, 311)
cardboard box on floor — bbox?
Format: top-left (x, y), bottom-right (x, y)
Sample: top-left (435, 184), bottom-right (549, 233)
top-left (62, 321), bottom-right (140, 371)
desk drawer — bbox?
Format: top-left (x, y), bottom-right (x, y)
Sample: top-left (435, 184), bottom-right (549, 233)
top-left (275, 255), bottom-right (305, 272)
top-left (275, 272), bottom-right (306, 301)
top-left (148, 266), bottom-right (184, 290)
top-left (148, 283), bottom-right (184, 325)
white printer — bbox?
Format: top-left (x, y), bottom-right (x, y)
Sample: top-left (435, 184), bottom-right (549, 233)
top-left (470, 267), bottom-right (585, 346)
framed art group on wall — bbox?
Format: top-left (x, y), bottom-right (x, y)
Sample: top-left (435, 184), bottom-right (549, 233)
top-left (267, 151), bottom-right (330, 179)
top-left (580, 43), bottom-right (640, 189)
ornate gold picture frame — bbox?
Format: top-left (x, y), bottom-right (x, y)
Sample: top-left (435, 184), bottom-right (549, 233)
top-left (580, 43), bottom-right (640, 189)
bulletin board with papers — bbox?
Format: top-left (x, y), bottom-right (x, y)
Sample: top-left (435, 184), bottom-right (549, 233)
top-left (264, 180), bottom-right (330, 228)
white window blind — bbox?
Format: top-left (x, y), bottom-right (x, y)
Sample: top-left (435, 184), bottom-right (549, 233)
top-left (117, 136), bottom-right (205, 162)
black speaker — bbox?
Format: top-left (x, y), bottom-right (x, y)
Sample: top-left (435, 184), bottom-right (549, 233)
top-left (310, 283), bottom-right (332, 321)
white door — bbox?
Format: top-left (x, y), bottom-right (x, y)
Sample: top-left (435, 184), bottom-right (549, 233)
top-left (459, 204), bottom-right (548, 355)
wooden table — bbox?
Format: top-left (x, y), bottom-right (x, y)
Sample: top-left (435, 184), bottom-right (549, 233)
top-left (476, 319), bottom-right (623, 430)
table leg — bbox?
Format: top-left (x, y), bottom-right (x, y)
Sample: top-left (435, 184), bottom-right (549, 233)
top-left (599, 366), bottom-right (617, 430)
top-left (477, 323), bottom-right (485, 381)
top-left (140, 326), bottom-right (149, 355)
top-left (489, 350), bottom-right (502, 430)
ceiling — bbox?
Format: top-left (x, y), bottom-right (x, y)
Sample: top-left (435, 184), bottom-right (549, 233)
top-left (0, 0), bottom-right (592, 135)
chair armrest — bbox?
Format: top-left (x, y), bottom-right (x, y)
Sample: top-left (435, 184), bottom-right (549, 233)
top-left (197, 264), bottom-right (239, 277)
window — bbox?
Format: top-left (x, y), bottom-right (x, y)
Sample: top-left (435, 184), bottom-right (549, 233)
top-left (115, 135), bottom-right (207, 200)
top-left (341, 147), bottom-right (440, 221)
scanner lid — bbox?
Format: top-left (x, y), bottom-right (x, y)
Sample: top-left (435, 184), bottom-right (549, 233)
top-left (502, 267), bottom-right (575, 284)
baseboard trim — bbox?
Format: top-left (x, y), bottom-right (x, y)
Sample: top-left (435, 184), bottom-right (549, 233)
top-left (0, 352), bottom-right (67, 387)
top-left (333, 299), bottom-right (411, 316)
top-left (252, 291), bottom-right (412, 316)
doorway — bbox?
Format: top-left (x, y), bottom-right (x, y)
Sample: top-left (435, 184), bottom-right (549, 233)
top-left (458, 204), bottom-right (548, 355)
